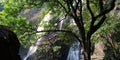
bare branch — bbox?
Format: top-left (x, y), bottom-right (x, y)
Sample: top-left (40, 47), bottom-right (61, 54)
top-left (87, 15), bottom-right (106, 36)
top-left (79, 0), bottom-right (84, 25)
top-left (94, 16), bottom-right (106, 32)
top-left (69, 0), bottom-right (84, 28)
top-left (86, 0), bottom-right (95, 33)
top-left (86, 0), bottom-right (94, 18)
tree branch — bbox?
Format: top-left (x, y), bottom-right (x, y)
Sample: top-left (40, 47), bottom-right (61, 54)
top-left (94, 15), bottom-right (106, 33)
top-left (87, 15), bottom-right (106, 37)
top-left (95, 0), bottom-right (115, 18)
top-left (98, 0), bottom-right (103, 12)
top-left (88, 0), bottom-right (115, 36)
top-left (86, 0), bottom-right (94, 18)
top-left (86, 0), bottom-right (95, 35)
top-left (56, 0), bottom-right (71, 16)
top-left (70, 2), bottom-right (78, 18)
top-left (33, 30), bottom-right (82, 45)
top-left (79, 0), bottom-right (84, 25)
top-left (75, 0), bottom-right (80, 10)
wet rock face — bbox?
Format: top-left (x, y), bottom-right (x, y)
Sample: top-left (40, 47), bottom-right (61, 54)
top-left (91, 41), bottom-right (107, 60)
top-left (0, 25), bottom-right (21, 60)
top-left (26, 40), bottom-right (70, 60)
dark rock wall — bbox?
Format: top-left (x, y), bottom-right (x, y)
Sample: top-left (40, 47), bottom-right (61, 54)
top-left (0, 25), bottom-right (21, 60)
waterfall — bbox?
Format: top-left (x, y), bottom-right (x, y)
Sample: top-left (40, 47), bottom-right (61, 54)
top-left (59, 19), bottom-right (64, 30)
top-left (23, 37), bottom-right (43, 60)
top-left (23, 12), bottom-right (52, 60)
top-left (23, 45), bottom-right (37, 60)
top-left (67, 42), bottom-right (81, 60)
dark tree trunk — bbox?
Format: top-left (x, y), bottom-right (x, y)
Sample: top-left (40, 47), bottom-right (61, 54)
top-left (87, 36), bottom-right (91, 60)
top-left (82, 37), bottom-right (91, 60)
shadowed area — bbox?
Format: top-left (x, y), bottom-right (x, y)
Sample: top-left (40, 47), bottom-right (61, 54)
top-left (0, 25), bottom-right (21, 60)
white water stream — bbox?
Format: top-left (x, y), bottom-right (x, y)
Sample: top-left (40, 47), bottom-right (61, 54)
top-left (23, 12), bottom-right (52, 60)
top-left (67, 42), bottom-right (81, 60)
top-left (23, 37), bottom-right (44, 60)
top-left (23, 45), bottom-right (37, 60)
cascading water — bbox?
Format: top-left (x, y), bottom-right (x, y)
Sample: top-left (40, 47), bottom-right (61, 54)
top-left (58, 17), bottom-right (82, 60)
top-left (59, 19), bottom-right (64, 30)
top-left (67, 42), bottom-right (81, 60)
top-left (23, 45), bottom-right (37, 60)
top-left (23, 12), bottom-right (52, 60)
top-left (23, 37), bottom-right (44, 60)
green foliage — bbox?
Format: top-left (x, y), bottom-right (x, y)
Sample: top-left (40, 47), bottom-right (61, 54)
top-left (0, 0), bottom-right (37, 47)
top-left (53, 46), bottom-right (61, 52)
top-left (91, 9), bottom-right (120, 59)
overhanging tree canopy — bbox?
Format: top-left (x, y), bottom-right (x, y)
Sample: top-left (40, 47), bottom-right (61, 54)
top-left (0, 0), bottom-right (116, 60)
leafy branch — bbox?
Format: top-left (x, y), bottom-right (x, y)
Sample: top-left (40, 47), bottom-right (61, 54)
top-left (31, 29), bottom-right (81, 45)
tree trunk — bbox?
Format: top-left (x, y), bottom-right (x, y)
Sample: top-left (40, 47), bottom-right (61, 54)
top-left (87, 36), bottom-right (91, 60)
top-left (82, 35), bottom-right (91, 60)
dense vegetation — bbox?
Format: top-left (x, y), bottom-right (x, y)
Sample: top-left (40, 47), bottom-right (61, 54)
top-left (0, 0), bottom-right (120, 60)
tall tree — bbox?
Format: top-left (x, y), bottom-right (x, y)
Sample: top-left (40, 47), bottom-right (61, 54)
top-left (18, 0), bottom-right (116, 60)
top-left (35, 0), bottom-right (115, 60)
